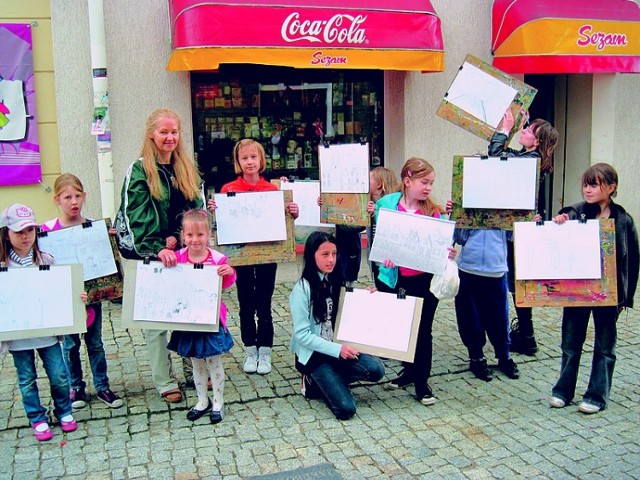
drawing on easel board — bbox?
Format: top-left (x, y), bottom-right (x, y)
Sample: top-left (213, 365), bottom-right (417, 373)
top-left (451, 155), bottom-right (538, 229)
top-left (334, 288), bottom-right (423, 362)
top-left (369, 208), bottom-right (455, 275)
top-left (436, 54), bottom-right (537, 142)
top-left (122, 261), bottom-right (221, 332)
top-left (0, 265), bottom-right (86, 341)
top-left (280, 180), bottom-right (333, 228)
top-left (213, 190), bottom-right (287, 245)
top-left (319, 143), bottom-right (369, 194)
top-left (515, 219), bottom-right (617, 307)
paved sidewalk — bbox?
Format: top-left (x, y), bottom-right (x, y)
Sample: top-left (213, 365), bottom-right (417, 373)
top-left (1, 258), bottom-right (639, 479)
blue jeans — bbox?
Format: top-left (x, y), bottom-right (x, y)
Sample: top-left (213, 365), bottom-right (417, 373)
top-left (11, 343), bottom-right (72, 424)
top-left (63, 304), bottom-right (110, 392)
top-left (454, 271), bottom-right (511, 360)
top-left (307, 353), bottom-right (384, 420)
top-left (552, 306), bottom-right (618, 409)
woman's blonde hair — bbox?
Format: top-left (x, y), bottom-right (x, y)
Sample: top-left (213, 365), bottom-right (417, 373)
top-left (400, 157), bottom-right (442, 216)
top-left (54, 173), bottom-right (85, 195)
top-left (141, 109), bottom-right (202, 201)
top-left (370, 166), bottom-right (399, 199)
top-left (232, 139), bottom-right (266, 175)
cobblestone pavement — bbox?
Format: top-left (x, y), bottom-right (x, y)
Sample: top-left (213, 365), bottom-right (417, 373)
top-left (1, 258), bottom-right (639, 479)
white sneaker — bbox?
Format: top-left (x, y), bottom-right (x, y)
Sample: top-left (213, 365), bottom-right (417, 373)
top-left (578, 402), bottom-right (601, 414)
top-left (243, 346), bottom-right (258, 373)
top-left (257, 347), bottom-right (272, 375)
top-left (549, 396), bottom-right (566, 408)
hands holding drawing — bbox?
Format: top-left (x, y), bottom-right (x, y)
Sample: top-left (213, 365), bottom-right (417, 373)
top-left (287, 201), bottom-right (299, 219)
top-left (207, 198), bottom-right (217, 211)
top-left (158, 248), bottom-right (177, 267)
top-left (367, 200), bottom-right (375, 216)
top-left (553, 213), bottom-right (570, 225)
top-left (340, 344), bottom-right (360, 360)
top-left (216, 264), bottom-right (235, 277)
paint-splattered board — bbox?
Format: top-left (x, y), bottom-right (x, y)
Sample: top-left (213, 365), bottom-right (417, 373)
top-left (515, 219), bottom-right (617, 307)
top-left (320, 193), bottom-right (370, 227)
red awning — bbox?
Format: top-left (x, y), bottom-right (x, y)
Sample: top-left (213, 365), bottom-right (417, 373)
top-left (167, 1), bottom-right (444, 72)
top-left (492, 0), bottom-right (640, 74)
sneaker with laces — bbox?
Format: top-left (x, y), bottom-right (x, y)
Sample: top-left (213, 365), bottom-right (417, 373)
top-left (578, 402), bottom-right (601, 414)
top-left (469, 358), bottom-right (493, 382)
top-left (417, 384), bottom-right (437, 406)
top-left (70, 388), bottom-right (87, 409)
top-left (387, 368), bottom-right (414, 390)
top-left (243, 346), bottom-right (258, 374)
top-left (257, 347), bottom-right (272, 375)
top-left (97, 389), bottom-right (124, 408)
top-left (498, 358), bottom-right (520, 379)
top-left (549, 396), bottom-right (566, 408)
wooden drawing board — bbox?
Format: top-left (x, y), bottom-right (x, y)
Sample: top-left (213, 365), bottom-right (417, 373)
top-left (38, 218), bottom-right (124, 303)
top-left (320, 193), bottom-right (370, 227)
top-left (451, 155), bottom-right (538, 229)
top-left (212, 190), bottom-right (296, 266)
top-left (319, 143), bottom-right (370, 194)
top-left (436, 54), bottom-right (537, 142)
top-left (121, 260), bottom-right (221, 332)
top-left (0, 264), bottom-right (86, 341)
top-left (334, 288), bottom-right (423, 362)
top-left (515, 219), bottom-right (617, 307)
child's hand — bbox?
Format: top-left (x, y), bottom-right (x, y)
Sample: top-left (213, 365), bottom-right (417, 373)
top-left (81, 292), bottom-right (88, 304)
top-left (339, 344), bottom-right (360, 360)
top-left (108, 228), bottom-right (117, 236)
top-left (366, 200), bottom-right (375, 215)
top-left (553, 213), bottom-right (570, 225)
top-left (533, 213), bottom-right (542, 222)
top-left (366, 286), bottom-right (377, 293)
top-left (217, 264), bottom-right (234, 277)
top-left (287, 201), bottom-right (299, 219)
top-left (166, 236), bottom-right (178, 250)
top-left (382, 259), bottom-right (396, 268)
top-left (447, 246), bottom-right (457, 261)
top-left (445, 199), bottom-right (454, 215)
top-left (316, 196), bottom-right (323, 207)
top-left (158, 248), bottom-right (177, 267)
top-left (280, 176), bottom-right (289, 183)
top-left (207, 198), bottom-right (217, 211)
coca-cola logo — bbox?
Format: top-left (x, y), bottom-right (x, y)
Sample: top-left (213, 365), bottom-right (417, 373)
top-left (577, 25), bottom-right (628, 51)
top-left (281, 12), bottom-right (367, 45)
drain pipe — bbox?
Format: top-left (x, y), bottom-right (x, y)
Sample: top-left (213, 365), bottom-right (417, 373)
top-left (88, 0), bottom-right (115, 218)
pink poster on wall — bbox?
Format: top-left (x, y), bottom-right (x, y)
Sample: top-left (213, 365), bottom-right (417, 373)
top-left (0, 23), bottom-right (41, 186)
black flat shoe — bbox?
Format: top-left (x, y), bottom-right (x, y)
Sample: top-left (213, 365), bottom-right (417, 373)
top-left (210, 406), bottom-right (224, 424)
top-left (186, 401), bottom-right (212, 421)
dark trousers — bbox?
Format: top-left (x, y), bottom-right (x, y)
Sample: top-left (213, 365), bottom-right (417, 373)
top-left (235, 263), bottom-right (277, 348)
top-left (552, 306), bottom-right (618, 409)
top-left (394, 273), bottom-right (439, 398)
top-left (335, 227), bottom-right (362, 283)
top-left (507, 240), bottom-right (533, 334)
top-left (455, 270), bottom-right (510, 360)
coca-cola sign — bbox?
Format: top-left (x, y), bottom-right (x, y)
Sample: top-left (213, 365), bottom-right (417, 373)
top-left (281, 12), bottom-right (367, 45)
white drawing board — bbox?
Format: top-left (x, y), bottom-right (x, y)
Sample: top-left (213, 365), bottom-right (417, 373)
top-left (121, 260), bottom-right (221, 332)
top-left (446, 62), bottom-right (517, 128)
top-left (0, 265), bottom-right (86, 341)
top-left (369, 208), bottom-right (456, 275)
top-left (334, 288), bottom-right (423, 362)
top-left (319, 143), bottom-right (370, 193)
top-left (462, 157), bottom-right (538, 210)
top-left (514, 220), bottom-right (602, 280)
top-left (280, 180), bottom-right (334, 228)
top-left (214, 190), bottom-right (287, 245)
top-left (38, 219), bottom-right (118, 281)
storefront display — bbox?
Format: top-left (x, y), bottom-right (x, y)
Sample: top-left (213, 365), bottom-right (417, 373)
top-left (192, 66), bottom-right (383, 192)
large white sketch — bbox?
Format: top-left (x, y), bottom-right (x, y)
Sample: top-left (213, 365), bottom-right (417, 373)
top-left (214, 191), bottom-right (287, 245)
top-left (0, 265), bottom-right (86, 341)
top-left (514, 220), bottom-right (602, 280)
top-left (280, 180), bottom-right (334, 228)
top-left (38, 219), bottom-right (117, 280)
top-left (319, 143), bottom-right (370, 193)
top-left (127, 262), bottom-right (221, 328)
top-left (446, 62), bottom-right (517, 129)
top-left (369, 208), bottom-right (455, 275)
top-left (462, 156), bottom-right (538, 210)
top-left (335, 289), bottom-right (420, 355)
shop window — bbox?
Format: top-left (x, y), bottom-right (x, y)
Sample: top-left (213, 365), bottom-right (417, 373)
top-left (191, 65), bottom-right (384, 192)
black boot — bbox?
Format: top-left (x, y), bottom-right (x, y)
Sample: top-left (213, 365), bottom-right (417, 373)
top-left (509, 318), bottom-right (538, 355)
top-left (469, 358), bottom-right (492, 382)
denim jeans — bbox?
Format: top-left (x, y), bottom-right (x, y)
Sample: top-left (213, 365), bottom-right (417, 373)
top-left (11, 343), bottom-right (72, 424)
top-left (307, 353), bottom-right (384, 420)
top-left (63, 304), bottom-right (110, 392)
top-left (235, 263), bottom-right (277, 348)
top-left (552, 306), bottom-right (618, 409)
top-left (455, 271), bottom-right (510, 360)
